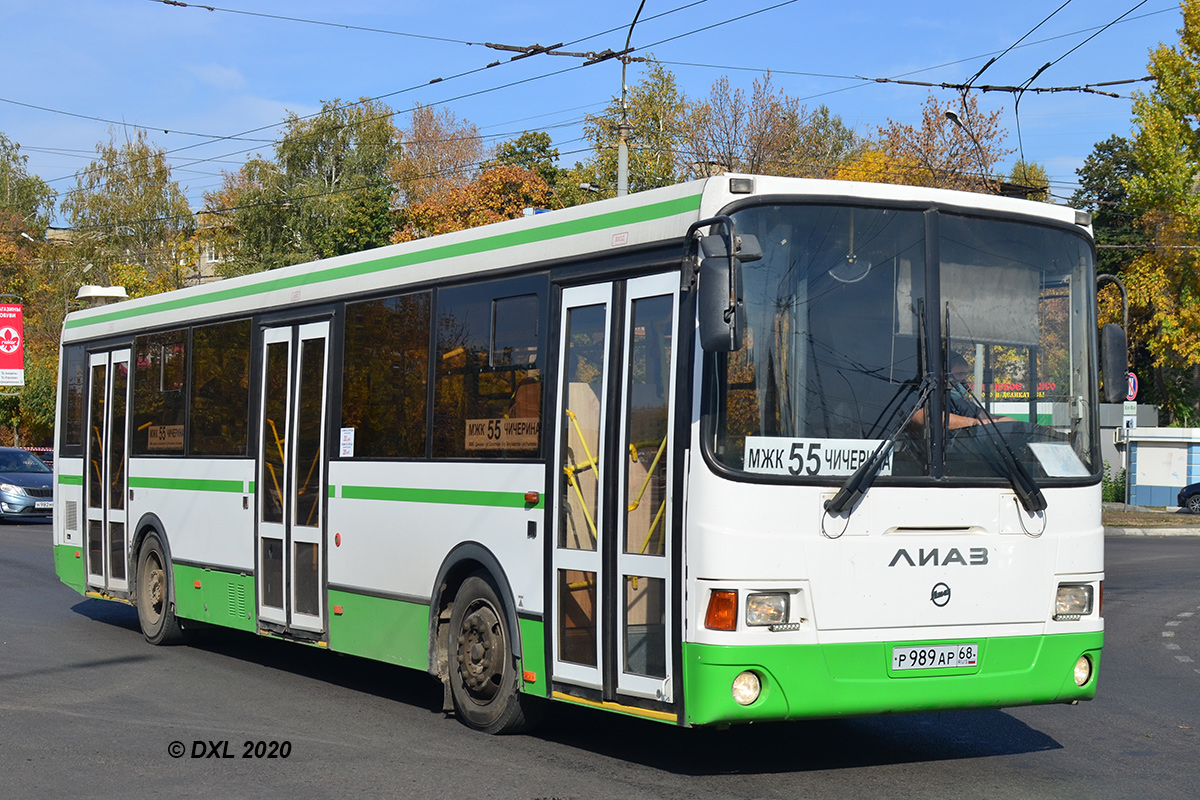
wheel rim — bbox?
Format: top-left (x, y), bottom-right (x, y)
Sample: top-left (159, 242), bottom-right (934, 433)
top-left (1189, 496), bottom-right (1200, 514)
top-left (455, 599), bottom-right (505, 705)
top-left (142, 552), bottom-right (165, 624)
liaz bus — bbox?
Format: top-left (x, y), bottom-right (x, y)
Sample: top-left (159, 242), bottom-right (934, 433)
top-left (53, 175), bottom-right (1110, 733)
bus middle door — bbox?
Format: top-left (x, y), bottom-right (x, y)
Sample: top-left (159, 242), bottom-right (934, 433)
top-left (551, 274), bottom-right (680, 713)
top-left (256, 321), bottom-right (330, 636)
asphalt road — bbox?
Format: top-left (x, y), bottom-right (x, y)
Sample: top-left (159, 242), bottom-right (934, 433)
top-left (1, 522), bottom-right (1196, 799)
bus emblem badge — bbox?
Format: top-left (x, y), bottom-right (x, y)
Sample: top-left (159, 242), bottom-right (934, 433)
top-left (930, 583), bottom-right (951, 607)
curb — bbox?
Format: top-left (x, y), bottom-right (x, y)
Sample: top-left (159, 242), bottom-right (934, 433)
top-left (1104, 527), bottom-right (1200, 537)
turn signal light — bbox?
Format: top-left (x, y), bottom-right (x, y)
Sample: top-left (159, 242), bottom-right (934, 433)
top-left (705, 590), bottom-right (738, 631)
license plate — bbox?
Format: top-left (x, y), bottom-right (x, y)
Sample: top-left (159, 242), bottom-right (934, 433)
top-left (892, 643), bottom-right (978, 671)
top-left (35, 500), bottom-right (52, 510)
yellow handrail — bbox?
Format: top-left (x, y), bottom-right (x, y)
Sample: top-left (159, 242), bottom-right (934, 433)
top-left (562, 408), bottom-right (600, 544)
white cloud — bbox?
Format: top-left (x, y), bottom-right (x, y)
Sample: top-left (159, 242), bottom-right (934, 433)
top-left (186, 64), bottom-right (247, 92)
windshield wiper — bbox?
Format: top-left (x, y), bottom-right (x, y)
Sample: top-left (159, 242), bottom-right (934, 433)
top-left (949, 376), bottom-right (1047, 513)
top-left (825, 375), bottom-right (935, 515)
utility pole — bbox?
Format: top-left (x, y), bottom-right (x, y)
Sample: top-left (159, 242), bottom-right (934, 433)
top-left (617, 1), bottom-right (646, 197)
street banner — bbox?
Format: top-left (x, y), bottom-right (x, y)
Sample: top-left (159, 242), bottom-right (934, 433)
top-left (0, 304), bottom-right (26, 387)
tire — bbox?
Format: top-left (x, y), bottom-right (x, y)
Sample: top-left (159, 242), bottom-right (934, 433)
top-left (448, 573), bottom-right (541, 734)
top-left (1187, 495), bottom-right (1200, 515)
top-left (135, 532), bottom-right (187, 645)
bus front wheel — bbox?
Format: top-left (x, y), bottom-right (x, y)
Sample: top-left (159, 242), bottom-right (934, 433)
top-left (448, 573), bottom-right (540, 734)
top-left (135, 532), bottom-right (187, 645)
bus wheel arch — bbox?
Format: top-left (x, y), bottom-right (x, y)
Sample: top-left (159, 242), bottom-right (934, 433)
top-left (430, 544), bottom-right (538, 733)
top-left (131, 515), bottom-right (187, 646)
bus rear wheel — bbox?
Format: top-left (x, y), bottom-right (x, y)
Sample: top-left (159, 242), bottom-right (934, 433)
top-left (448, 573), bottom-right (540, 734)
top-left (135, 533), bottom-right (187, 645)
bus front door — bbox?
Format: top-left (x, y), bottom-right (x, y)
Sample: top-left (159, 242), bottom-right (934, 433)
top-left (552, 274), bottom-right (679, 710)
top-left (84, 348), bottom-right (131, 595)
top-left (256, 322), bottom-right (330, 635)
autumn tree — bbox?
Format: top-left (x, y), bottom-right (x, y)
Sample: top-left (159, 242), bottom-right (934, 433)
top-left (1122, 0), bottom-right (1200, 421)
top-left (685, 73), bottom-right (799, 177)
top-left (391, 103), bottom-right (484, 206)
top-left (843, 92), bottom-right (1010, 191)
top-left (0, 134), bottom-right (58, 445)
top-left (205, 98), bottom-right (403, 274)
top-left (393, 164), bottom-right (552, 241)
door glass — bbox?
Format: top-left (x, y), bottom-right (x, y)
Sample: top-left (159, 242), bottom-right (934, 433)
top-left (88, 364), bottom-right (106, 509)
top-left (261, 341), bottom-right (289, 525)
top-left (294, 541), bottom-right (319, 615)
top-left (559, 305), bottom-right (606, 552)
top-left (624, 295), bottom-right (672, 557)
top-left (624, 576), bottom-right (666, 677)
top-left (87, 519), bottom-right (103, 575)
top-left (558, 569), bottom-right (597, 666)
top-left (109, 522), bottom-right (126, 580)
top-left (262, 538), bottom-right (283, 608)
top-left (108, 363), bottom-right (127, 510)
top-left (293, 337), bottom-right (325, 528)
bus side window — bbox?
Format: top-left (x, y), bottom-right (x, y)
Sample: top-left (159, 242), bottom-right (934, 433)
top-left (59, 344), bottom-right (87, 457)
top-left (434, 277), bottom-right (546, 460)
top-left (132, 329), bottom-right (187, 456)
top-left (342, 292), bottom-right (431, 459)
top-left (190, 319), bottom-right (252, 456)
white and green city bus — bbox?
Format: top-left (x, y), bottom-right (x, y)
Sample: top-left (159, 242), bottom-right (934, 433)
top-left (53, 175), bottom-right (1107, 733)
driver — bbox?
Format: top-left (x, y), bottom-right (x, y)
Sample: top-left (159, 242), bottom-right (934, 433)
top-left (910, 353), bottom-right (1015, 430)
top-left (946, 352), bottom-right (1015, 428)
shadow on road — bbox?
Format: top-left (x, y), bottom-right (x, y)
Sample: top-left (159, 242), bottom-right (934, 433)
top-left (533, 701), bottom-right (1062, 774)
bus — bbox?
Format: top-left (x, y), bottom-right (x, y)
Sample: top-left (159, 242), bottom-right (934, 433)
top-left (53, 175), bottom-right (1108, 733)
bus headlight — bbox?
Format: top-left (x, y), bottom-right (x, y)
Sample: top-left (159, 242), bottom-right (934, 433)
top-left (732, 671), bottom-right (761, 705)
top-left (1054, 585), bottom-right (1093, 621)
top-left (746, 593), bottom-right (789, 626)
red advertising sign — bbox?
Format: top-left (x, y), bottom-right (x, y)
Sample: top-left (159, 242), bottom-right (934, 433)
top-left (0, 304), bottom-right (25, 387)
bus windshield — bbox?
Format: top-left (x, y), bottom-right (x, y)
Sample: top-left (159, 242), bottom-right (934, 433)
top-left (708, 202), bottom-right (1099, 484)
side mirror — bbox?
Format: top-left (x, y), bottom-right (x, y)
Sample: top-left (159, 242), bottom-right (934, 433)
top-left (1100, 323), bottom-right (1128, 403)
top-left (698, 233), bottom-right (758, 352)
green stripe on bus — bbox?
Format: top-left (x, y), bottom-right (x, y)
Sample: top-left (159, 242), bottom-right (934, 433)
top-left (338, 484), bottom-right (544, 509)
top-left (58, 474), bottom-right (84, 485)
top-left (128, 476), bottom-right (247, 493)
top-left (64, 193), bottom-right (703, 331)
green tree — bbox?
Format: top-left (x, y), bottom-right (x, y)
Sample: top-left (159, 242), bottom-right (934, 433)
top-left (206, 98), bottom-right (404, 274)
top-left (61, 128), bottom-right (195, 290)
top-left (1004, 159), bottom-right (1050, 201)
top-left (1, 132), bottom-right (55, 238)
top-left (1071, 135), bottom-right (1141, 275)
top-left (584, 61), bottom-right (688, 194)
top-left (1123, 0), bottom-right (1200, 421)
top-left (788, 104), bottom-right (864, 179)
top-left (490, 131), bottom-right (560, 188)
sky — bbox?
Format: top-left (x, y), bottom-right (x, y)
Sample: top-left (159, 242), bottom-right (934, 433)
top-left (0, 0), bottom-right (1185, 222)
